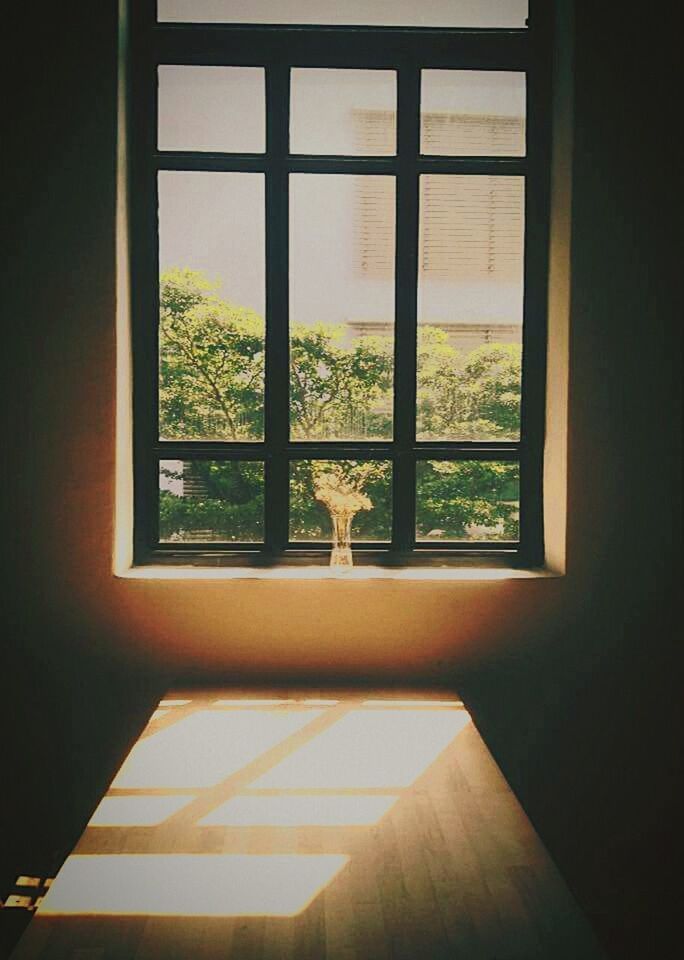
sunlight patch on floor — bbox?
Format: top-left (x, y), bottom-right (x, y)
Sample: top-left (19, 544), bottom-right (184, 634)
top-left (112, 708), bottom-right (323, 789)
top-left (38, 854), bottom-right (349, 917)
top-left (250, 708), bottom-right (470, 790)
top-left (149, 708), bottom-right (170, 722)
top-left (44, 697), bottom-right (472, 919)
top-left (88, 796), bottom-right (192, 827)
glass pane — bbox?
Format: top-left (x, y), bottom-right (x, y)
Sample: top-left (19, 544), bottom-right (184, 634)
top-left (290, 461), bottom-right (392, 542)
top-left (291, 69), bottom-right (396, 156)
top-left (158, 1), bottom-right (528, 28)
top-left (158, 66), bottom-right (265, 153)
top-left (159, 460), bottom-right (264, 542)
top-left (421, 71), bottom-right (525, 157)
top-left (417, 174), bottom-right (524, 441)
top-left (416, 460), bottom-right (519, 541)
top-left (290, 174), bottom-right (395, 441)
top-left (158, 172), bottom-right (265, 441)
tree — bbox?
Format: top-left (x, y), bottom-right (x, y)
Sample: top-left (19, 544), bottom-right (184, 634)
top-left (159, 460), bottom-right (263, 542)
top-left (290, 325), bottom-right (392, 440)
top-left (417, 327), bottom-right (521, 440)
top-left (160, 268), bottom-right (265, 441)
top-left (157, 269), bottom-right (522, 542)
top-left (416, 460), bottom-right (519, 541)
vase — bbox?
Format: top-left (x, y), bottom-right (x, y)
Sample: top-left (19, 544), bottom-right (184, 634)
top-left (329, 510), bottom-right (354, 570)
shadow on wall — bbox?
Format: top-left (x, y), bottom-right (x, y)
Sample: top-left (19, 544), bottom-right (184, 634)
top-left (456, 590), bottom-right (678, 960)
top-left (0, 642), bottom-right (165, 912)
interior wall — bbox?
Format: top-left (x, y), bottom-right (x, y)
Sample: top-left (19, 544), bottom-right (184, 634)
top-left (459, 5), bottom-right (680, 957)
top-left (2, 3), bottom-right (679, 958)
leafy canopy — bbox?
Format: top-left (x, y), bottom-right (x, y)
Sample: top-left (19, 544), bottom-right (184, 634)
top-left (158, 269), bottom-right (522, 542)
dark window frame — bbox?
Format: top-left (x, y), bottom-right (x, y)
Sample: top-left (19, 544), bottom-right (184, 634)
top-left (129, 1), bottom-right (552, 568)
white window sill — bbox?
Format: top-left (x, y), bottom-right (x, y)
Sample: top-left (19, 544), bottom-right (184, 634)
top-left (116, 563), bottom-right (561, 582)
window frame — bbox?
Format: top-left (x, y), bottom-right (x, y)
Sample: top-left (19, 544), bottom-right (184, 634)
top-left (129, 1), bottom-right (552, 568)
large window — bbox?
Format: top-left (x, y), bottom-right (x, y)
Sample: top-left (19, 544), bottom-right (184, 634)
top-left (130, 1), bottom-right (551, 566)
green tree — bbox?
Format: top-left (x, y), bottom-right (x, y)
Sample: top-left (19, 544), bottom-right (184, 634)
top-left (159, 461), bottom-right (263, 542)
top-left (417, 327), bottom-right (522, 440)
top-left (415, 460), bottom-right (519, 541)
top-left (160, 268), bottom-right (265, 441)
top-left (290, 325), bottom-right (393, 439)
top-left (157, 269), bottom-right (522, 543)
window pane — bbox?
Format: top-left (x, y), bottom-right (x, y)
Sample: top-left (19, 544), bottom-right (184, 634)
top-left (417, 174), bottom-right (524, 441)
top-left (158, 172), bottom-right (265, 441)
top-left (290, 461), bottom-right (392, 542)
top-left (290, 174), bottom-right (395, 441)
top-left (158, 1), bottom-right (528, 28)
top-left (421, 71), bottom-right (525, 157)
top-left (158, 66), bottom-right (265, 153)
top-left (416, 461), bottom-right (519, 541)
top-left (159, 460), bottom-right (264, 542)
top-left (291, 69), bottom-right (396, 156)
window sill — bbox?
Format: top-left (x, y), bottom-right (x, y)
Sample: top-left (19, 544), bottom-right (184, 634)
top-left (116, 561), bottom-right (560, 582)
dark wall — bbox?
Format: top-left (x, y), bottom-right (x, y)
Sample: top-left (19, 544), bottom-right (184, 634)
top-left (1, 0), bottom-right (168, 906)
top-left (460, 5), bottom-right (680, 958)
top-left (1, 4), bottom-right (680, 960)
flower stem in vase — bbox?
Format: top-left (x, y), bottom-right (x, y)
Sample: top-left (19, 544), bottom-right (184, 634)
top-left (329, 509), bottom-right (355, 570)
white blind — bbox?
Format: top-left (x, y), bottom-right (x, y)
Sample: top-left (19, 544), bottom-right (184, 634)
top-left (422, 111), bottom-right (524, 156)
top-left (420, 174), bottom-right (523, 280)
top-left (354, 110), bottom-right (524, 280)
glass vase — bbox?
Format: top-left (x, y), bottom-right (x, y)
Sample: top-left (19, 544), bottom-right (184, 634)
top-left (329, 510), bottom-right (354, 570)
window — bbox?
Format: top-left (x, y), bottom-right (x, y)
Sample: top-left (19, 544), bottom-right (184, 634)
top-left (129, 1), bottom-right (551, 567)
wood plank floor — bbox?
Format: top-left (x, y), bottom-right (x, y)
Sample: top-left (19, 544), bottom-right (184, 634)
top-left (10, 690), bottom-right (606, 960)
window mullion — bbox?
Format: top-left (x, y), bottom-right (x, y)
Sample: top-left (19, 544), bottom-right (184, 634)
top-left (392, 66), bottom-right (420, 552)
top-left (264, 64), bottom-right (290, 553)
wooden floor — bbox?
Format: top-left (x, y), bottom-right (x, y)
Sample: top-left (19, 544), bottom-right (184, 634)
top-left (11, 690), bottom-right (605, 960)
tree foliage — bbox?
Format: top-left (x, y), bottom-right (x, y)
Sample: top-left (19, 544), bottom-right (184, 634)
top-left (416, 460), bottom-right (519, 541)
top-left (160, 269), bottom-right (265, 440)
top-left (290, 325), bottom-right (392, 439)
top-left (417, 327), bottom-right (521, 440)
top-left (158, 269), bottom-right (522, 543)
top-left (160, 460), bottom-right (263, 542)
